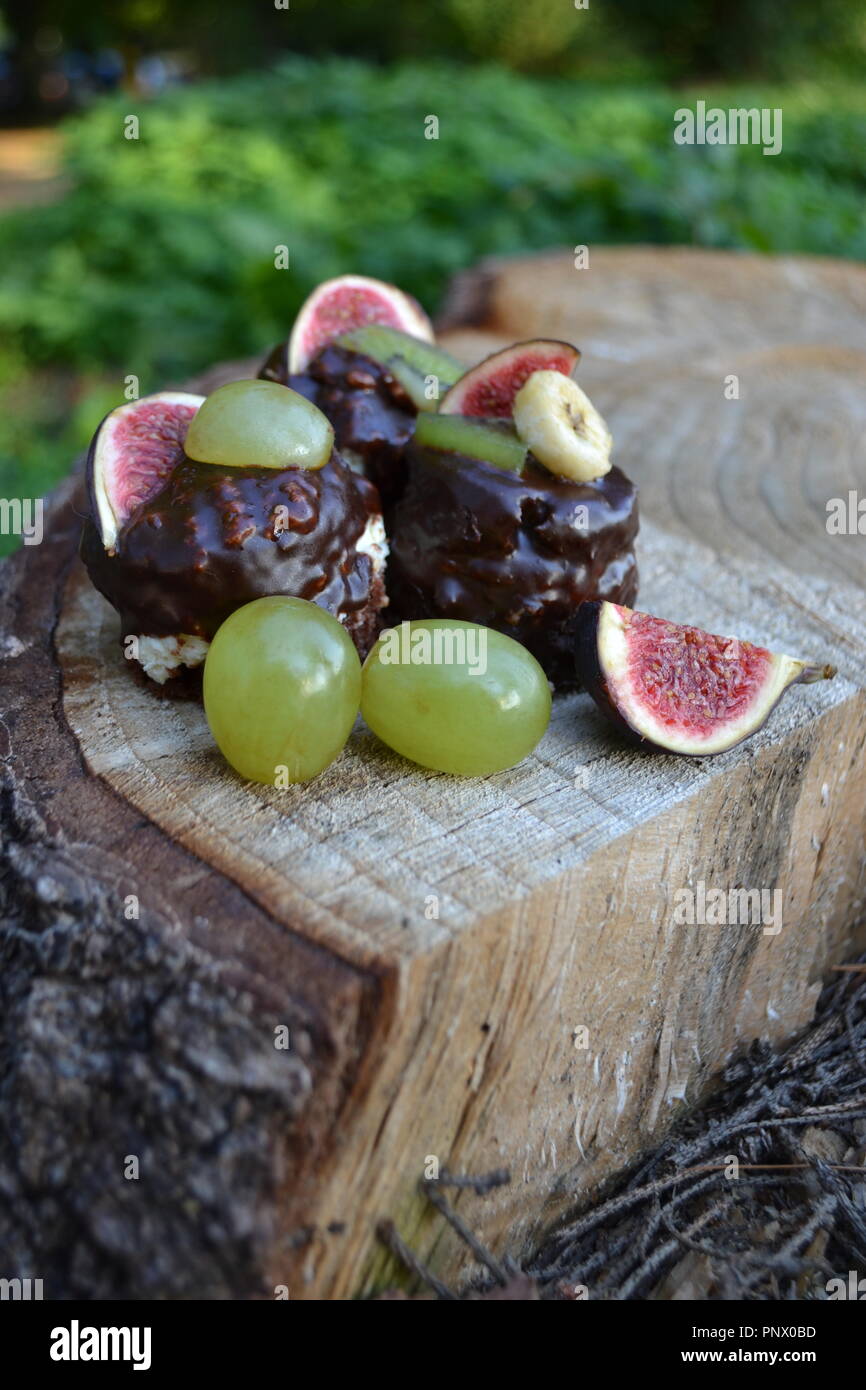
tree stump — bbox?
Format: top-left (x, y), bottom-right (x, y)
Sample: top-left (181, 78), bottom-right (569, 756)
top-left (2, 247), bottom-right (865, 1299)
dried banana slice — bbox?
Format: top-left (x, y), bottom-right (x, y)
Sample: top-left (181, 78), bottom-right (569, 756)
top-left (512, 369), bottom-right (612, 482)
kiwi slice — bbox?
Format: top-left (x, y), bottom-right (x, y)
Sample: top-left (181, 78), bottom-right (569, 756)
top-left (385, 355), bottom-right (441, 411)
top-left (413, 412), bottom-right (528, 472)
top-left (337, 325), bottom-right (462, 406)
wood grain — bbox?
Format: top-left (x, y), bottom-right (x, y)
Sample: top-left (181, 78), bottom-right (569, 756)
top-left (4, 247), bottom-right (865, 1299)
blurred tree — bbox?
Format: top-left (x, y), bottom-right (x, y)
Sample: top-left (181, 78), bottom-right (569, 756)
top-left (1, 0), bottom-right (864, 118)
top-left (447, 0), bottom-right (587, 70)
top-left (609, 0), bottom-right (866, 79)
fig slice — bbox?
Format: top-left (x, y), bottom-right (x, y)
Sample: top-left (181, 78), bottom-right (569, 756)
top-left (413, 412), bottom-right (528, 472)
top-left (288, 274), bottom-right (434, 373)
top-left (439, 339), bottom-right (581, 417)
top-left (87, 391), bottom-right (204, 554)
top-left (575, 601), bottom-right (836, 757)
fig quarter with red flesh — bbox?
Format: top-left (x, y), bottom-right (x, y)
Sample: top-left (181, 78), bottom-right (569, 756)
top-left (288, 274), bottom-right (434, 374)
top-left (88, 391), bottom-right (204, 554)
top-left (575, 601), bottom-right (836, 757)
top-left (439, 339), bottom-right (581, 418)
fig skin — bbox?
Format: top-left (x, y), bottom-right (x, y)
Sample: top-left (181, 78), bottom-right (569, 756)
top-left (574, 600), bottom-right (652, 747)
top-left (574, 600), bottom-right (836, 757)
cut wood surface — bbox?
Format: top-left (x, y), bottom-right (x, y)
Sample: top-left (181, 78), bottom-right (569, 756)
top-left (2, 247), bottom-right (865, 1300)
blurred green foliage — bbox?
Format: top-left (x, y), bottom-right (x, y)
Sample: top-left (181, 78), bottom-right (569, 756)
top-left (0, 57), bottom-right (865, 548)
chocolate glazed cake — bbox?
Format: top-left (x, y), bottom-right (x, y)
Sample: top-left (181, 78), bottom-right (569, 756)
top-left (81, 451), bottom-right (387, 689)
top-left (387, 442), bottom-right (639, 689)
top-left (259, 343), bottom-right (416, 510)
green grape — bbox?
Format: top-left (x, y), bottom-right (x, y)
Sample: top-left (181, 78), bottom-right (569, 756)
top-left (361, 620), bottom-right (550, 776)
top-left (185, 380), bottom-right (334, 471)
top-left (203, 597), bottom-right (361, 784)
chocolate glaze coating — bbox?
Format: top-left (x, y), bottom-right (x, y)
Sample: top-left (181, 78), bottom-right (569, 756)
top-left (259, 343), bottom-right (415, 508)
top-left (387, 443), bottom-right (639, 689)
top-left (81, 451), bottom-right (386, 662)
